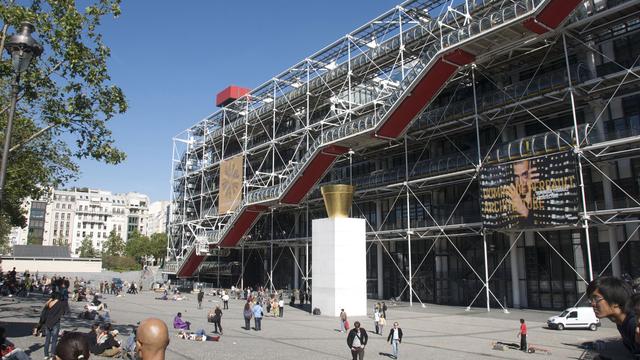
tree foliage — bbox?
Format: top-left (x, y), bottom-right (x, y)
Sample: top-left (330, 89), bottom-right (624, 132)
top-left (102, 229), bottom-right (124, 256)
top-left (125, 231), bottom-right (166, 262)
top-left (102, 255), bottom-right (139, 272)
top-left (0, 0), bottom-right (127, 246)
top-left (78, 236), bottom-right (96, 258)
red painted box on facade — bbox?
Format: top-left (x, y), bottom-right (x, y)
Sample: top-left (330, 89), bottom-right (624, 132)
top-left (216, 85), bottom-right (250, 107)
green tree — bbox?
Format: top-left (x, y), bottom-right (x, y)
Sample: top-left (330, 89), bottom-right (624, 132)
top-left (102, 229), bottom-right (124, 256)
top-left (0, 0), bottom-right (127, 248)
top-left (124, 230), bottom-right (148, 259)
top-left (78, 236), bottom-right (96, 258)
top-left (148, 233), bottom-right (167, 261)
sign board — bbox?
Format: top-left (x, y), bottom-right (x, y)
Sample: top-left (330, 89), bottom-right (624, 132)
top-left (480, 151), bottom-right (579, 230)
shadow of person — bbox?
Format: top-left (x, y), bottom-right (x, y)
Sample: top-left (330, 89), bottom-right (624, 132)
top-left (26, 343), bottom-right (44, 355)
top-left (378, 352), bottom-right (395, 358)
top-left (2, 321), bottom-right (38, 337)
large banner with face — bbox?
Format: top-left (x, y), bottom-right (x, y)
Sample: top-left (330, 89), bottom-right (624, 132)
top-left (480, 151), bottom-right (580, 230)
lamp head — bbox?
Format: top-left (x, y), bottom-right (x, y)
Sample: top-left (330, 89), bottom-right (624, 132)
top-left (5, 22), bottom-right (43, 73)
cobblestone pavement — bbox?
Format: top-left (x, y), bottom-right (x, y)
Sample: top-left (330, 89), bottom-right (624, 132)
top-left (1, 292), bottom-right (633, 359)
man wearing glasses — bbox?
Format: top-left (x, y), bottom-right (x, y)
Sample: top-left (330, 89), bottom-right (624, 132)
top-left (386, 322), bottom-right (403, 359)
top-left (587, 277), bottom-right (638, 356)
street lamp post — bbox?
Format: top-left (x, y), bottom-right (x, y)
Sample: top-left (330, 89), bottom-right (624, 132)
top-left (0, 23), bottom-right (43, 206)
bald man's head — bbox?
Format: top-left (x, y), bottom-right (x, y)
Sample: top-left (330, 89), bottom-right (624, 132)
top-left (136, 318), bottom-right (169, 360)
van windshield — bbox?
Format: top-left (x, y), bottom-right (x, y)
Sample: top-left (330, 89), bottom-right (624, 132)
top-left (559, 311), bottom-right (569, 317)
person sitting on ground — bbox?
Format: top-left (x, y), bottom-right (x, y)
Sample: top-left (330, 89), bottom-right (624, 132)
top-left (587, 276), bottom-right (639, 356)
top-left (173, 312), bottom-right (190, 330)
top-left (94, 324), bottom-right (121, 358)
top-left (0, 326), bottom-right (31, 360)
top-left (176, 329), bottom-right (219, 342)
top-left (97, 305), bottom-right (111, 324)
top-left (136, 318), bottom-right (169, 360)
top-left (54, 332), bottom-right (91, 360)
top-left (155, 289), bottom-right (168, 301)
top-left (78, 305), bottom-right (97, 321)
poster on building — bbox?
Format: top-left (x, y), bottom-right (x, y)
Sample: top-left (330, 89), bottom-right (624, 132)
top-left (480, 151), bottom-right (579, 230)
top-left (218, 155), bottom-right (244, 214)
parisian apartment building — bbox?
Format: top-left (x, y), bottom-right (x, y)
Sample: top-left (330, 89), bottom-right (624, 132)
top-left (8, 188), bottom-right (169, 255)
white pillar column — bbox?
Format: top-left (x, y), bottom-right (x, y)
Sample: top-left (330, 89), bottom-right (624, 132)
top-left (509, 234), bottom-right (521, 308)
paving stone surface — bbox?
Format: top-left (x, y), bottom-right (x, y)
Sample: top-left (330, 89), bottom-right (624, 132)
top-left (1, 291), bottom-right (634, 359)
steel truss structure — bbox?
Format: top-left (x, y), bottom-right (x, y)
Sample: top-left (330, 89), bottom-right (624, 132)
top-left (169, 0), bottom-right (640, 310)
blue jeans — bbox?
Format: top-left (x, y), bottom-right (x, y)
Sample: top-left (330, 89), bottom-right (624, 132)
top-left (391, 339), bottom-right (399, 358)
top-left (254, 317), bottom-right (262, 330)
top-left (44, 323), bottom-right (60, 357)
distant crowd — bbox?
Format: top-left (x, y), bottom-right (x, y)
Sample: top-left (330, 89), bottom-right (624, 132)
top-left (2, 266), bottom-right (639, 360)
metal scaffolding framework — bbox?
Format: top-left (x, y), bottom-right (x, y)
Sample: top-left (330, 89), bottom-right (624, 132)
top-left (168, 0), bottom-right (640, 310)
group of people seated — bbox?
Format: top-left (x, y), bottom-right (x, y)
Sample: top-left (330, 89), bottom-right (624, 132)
top-left (156, 289), bottom-right (185, 301)
top-left (86, 323), bottom-right (123, 357)
top-left (176, 329), bottom-right (219, 342)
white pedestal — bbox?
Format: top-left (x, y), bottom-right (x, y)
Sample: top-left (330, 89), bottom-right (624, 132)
top-left (312, 217), bottom-right (367, 317)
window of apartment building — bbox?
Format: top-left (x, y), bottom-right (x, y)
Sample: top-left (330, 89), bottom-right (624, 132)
top-left (56, 203), bottom-right (60, 209)
top-left (103, 232), bottom-right (106, 238)
top-left (67, 213), bottom-right (70, 219)
top-left (55, 213), bottom-right (59, 219)
top-left (82, 231), bottom-right (86, 237)
top-left (53, 229), bottom-right (57, 236)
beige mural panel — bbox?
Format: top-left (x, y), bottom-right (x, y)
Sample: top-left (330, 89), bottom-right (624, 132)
top-left (219, 155), bottom-right (244, 214)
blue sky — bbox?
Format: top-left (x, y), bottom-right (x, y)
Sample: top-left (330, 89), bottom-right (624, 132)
top-left (69, 0), bottom-right (401, 201)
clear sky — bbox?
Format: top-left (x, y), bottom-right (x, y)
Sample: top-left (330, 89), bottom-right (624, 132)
top-left (69, 0), bottom-right (401, 202)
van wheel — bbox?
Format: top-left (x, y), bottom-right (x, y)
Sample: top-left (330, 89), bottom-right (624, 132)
top-left (589, 323), bottom-right (597, 331)
top-left (557, 323), bottom-right (564, 330)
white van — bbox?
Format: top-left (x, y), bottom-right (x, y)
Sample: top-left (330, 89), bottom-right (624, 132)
top-left (547, 307), bottom-right (600, 331)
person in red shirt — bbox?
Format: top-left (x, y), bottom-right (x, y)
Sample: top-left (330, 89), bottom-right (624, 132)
top-left (517, 319), bottom-right (527, 352)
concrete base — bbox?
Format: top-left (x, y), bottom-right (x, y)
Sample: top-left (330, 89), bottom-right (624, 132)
top-left (312, 217), bottom-right (367, 317)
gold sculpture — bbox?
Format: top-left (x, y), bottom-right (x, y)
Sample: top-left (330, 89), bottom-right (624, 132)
top-left (321, 184), bottom-right (355, 218)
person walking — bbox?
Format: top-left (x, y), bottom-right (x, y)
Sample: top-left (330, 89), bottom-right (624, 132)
top-left (212, 305), bottom-right (223, 335)
top-left (252, 302), bottom-right (263, 330)
top-left (197, 291), bottom-right (204, 310)
top-left (387, 322), bottom-right (403, 359)
top-left (517, 319), bottom-right (527, 352)
top-left (243, 302), bottom-right (253, 330)
top-left (374, 308), bottom-right (380, 334)
top-left (378, 315), bottom-right (386, 335)
top-left (382, 302), bottom-right (387, 319)
top-left (222, 292), bottom-right (229, 310)
top-left (340, 309), bottom-right (348, 332)
top-left (346, 321), bottom-right (368, 360)
top-left (42, 292), bottom-right (65, 360)
top-left (278, 297), bottom-right (284, 317)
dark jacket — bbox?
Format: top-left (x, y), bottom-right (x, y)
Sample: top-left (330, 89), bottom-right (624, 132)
top-left (86, 330), bottom-right (99, 354)
top-left (346, 328), bottom-right (368, 348)
top-left (197, 292), bottom-right (204, 302)
top-left (43, 300), bottom-right (64, 329)
top-left (387, 327), bottom-right (403, 343)
top-left (95, 333), bottom-right (120, 354)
